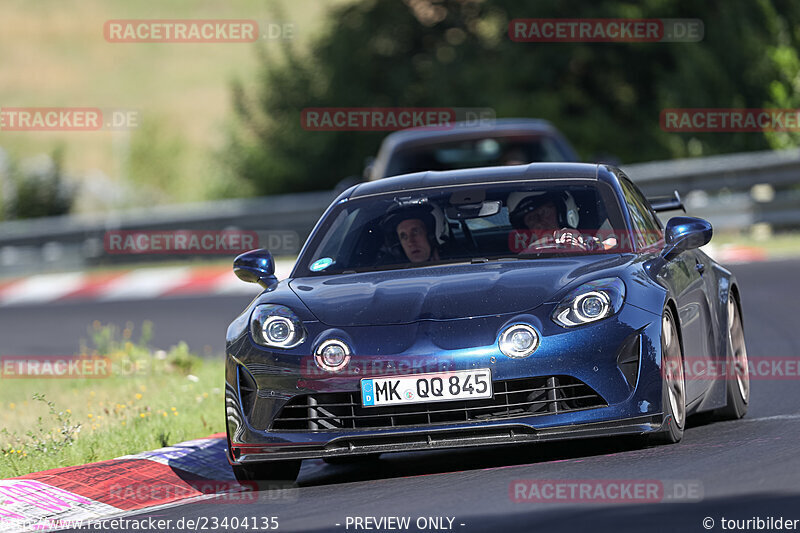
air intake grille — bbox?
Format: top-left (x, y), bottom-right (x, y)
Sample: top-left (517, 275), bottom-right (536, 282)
top-left (271, 376), bottom-right (605, 431)
top-left (238, 366), bottom-right (258, 417)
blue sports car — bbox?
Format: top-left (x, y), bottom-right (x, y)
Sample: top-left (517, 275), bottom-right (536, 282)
top-left (224, 163), bottom-right (749, 483)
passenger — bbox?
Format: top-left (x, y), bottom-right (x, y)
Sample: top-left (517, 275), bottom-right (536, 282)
top-left (380, 206), bottom-right (441, 263)
top-left (500, 147), bottom-right (529, 166)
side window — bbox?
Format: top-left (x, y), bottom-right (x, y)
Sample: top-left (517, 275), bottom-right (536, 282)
top-left (620, 177), bottom-right (663, 250)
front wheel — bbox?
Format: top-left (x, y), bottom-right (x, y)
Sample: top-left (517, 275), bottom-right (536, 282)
top-left (232, 460), bottom-right (301, 487)
top-left (649, 308), bottom-right (686, 444)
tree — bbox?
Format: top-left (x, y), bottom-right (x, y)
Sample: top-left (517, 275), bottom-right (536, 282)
top-left (226, 0), bottom-right (800, 194)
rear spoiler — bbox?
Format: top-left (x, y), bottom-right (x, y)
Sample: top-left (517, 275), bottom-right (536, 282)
top-left (648, 191), bottom-right (685, 213)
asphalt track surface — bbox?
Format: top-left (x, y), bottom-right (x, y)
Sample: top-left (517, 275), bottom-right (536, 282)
top-left (13, 257), bottom-right (800, 533)
top-left (0, 293), bottom-right (255, 357)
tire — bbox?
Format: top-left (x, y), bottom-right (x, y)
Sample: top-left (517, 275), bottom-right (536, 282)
top-left (714, 294), bottom-right (749, 420)
top-left (649, 307), bottom-right (686, 444)
top-left (232, 460), bottom-right (301, 487)
top-left (323, 454), bottom-right (380, 465)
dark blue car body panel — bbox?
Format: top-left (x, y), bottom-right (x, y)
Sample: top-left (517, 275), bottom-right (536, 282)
top-left (224, 163), bottom-right (739, 463)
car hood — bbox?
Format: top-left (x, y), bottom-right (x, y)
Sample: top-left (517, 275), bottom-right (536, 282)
top-left (289, 257), bottom-right (629, 327)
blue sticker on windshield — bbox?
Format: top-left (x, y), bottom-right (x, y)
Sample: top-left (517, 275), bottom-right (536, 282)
top-left (310, 257), bottom-right (334, 272)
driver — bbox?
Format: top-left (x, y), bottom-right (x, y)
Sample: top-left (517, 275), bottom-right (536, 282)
top-left (509, 192), bottom-right (589, 251)
top-left (380, 206), bottom-right (441, 263)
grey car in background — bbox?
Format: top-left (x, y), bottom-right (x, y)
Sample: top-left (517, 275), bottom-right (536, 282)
top-left (365, 118), bottom-right (580, 180)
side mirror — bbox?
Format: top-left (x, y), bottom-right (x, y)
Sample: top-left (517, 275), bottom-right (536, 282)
top-left (662, 217), bottom-right (712, 261)
top-left (233, 249), bottom-right (277, 289)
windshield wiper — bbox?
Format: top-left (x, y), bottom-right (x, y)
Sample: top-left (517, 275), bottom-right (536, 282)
top-left (492, 254), bottom-right (543, 261)
top-left (469, 256), bottom-right (525, 263)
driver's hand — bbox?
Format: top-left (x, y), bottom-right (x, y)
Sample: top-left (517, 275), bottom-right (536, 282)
top-left (553, 229), bottom-right (588, 250)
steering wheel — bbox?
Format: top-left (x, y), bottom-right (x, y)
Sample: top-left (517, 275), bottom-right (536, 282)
top-left (520, 229), bottom-right (589, 254)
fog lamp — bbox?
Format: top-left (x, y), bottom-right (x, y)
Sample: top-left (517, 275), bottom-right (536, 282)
top-left (314, 339), bottom-right (351, 372)
top-left (499, 324), bottom-right (539, 359)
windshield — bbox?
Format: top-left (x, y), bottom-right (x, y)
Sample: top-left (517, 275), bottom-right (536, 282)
top-left (296, 180), bottom-right (629, 277)
top-left (384, 136), bottom-right (571, 177)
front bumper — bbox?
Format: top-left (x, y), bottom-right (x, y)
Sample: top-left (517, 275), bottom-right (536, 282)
top-left (229, 414), bottom-right (663, 463)
top-left (225, 302), bottom-right (665, 464)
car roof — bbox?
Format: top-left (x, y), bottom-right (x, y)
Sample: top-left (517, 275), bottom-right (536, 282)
top-left (349, 163), bottom-right (610, 198)
top-left (377, 118), bottom-right (561, 149)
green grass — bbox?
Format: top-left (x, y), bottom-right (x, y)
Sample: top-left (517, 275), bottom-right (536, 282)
top-left (0, 322), bottom-right (226, 478)
top-left (0, 0), bottom-right (352, 210)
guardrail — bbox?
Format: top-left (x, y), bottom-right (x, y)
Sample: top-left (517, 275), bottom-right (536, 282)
top-left (622, 147), bottom-right (800, 233)
top-left (1, 148), bottom-right (798, 276)
top-left (0, 191), bottom-right (336, 276)
top-left (622, 148), bottom-right (800, 194)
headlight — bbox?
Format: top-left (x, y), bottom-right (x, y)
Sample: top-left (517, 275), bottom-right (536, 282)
top-left (552, 278), bottom-right (625, 327)
top-left (499, 324), bottom-right (540, 358)
top-left (250, 305), bottom-right (306, 349)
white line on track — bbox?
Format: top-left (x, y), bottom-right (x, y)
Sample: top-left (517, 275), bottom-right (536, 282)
top-left (737, 413), bottom-right (800, 422)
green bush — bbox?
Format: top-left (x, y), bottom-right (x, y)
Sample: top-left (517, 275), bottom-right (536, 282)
top-left (3, 147), bottom-right (75, 220)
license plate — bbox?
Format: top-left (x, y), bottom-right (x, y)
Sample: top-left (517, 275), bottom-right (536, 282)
top-left (361, 369), bottom-right (492, 407)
